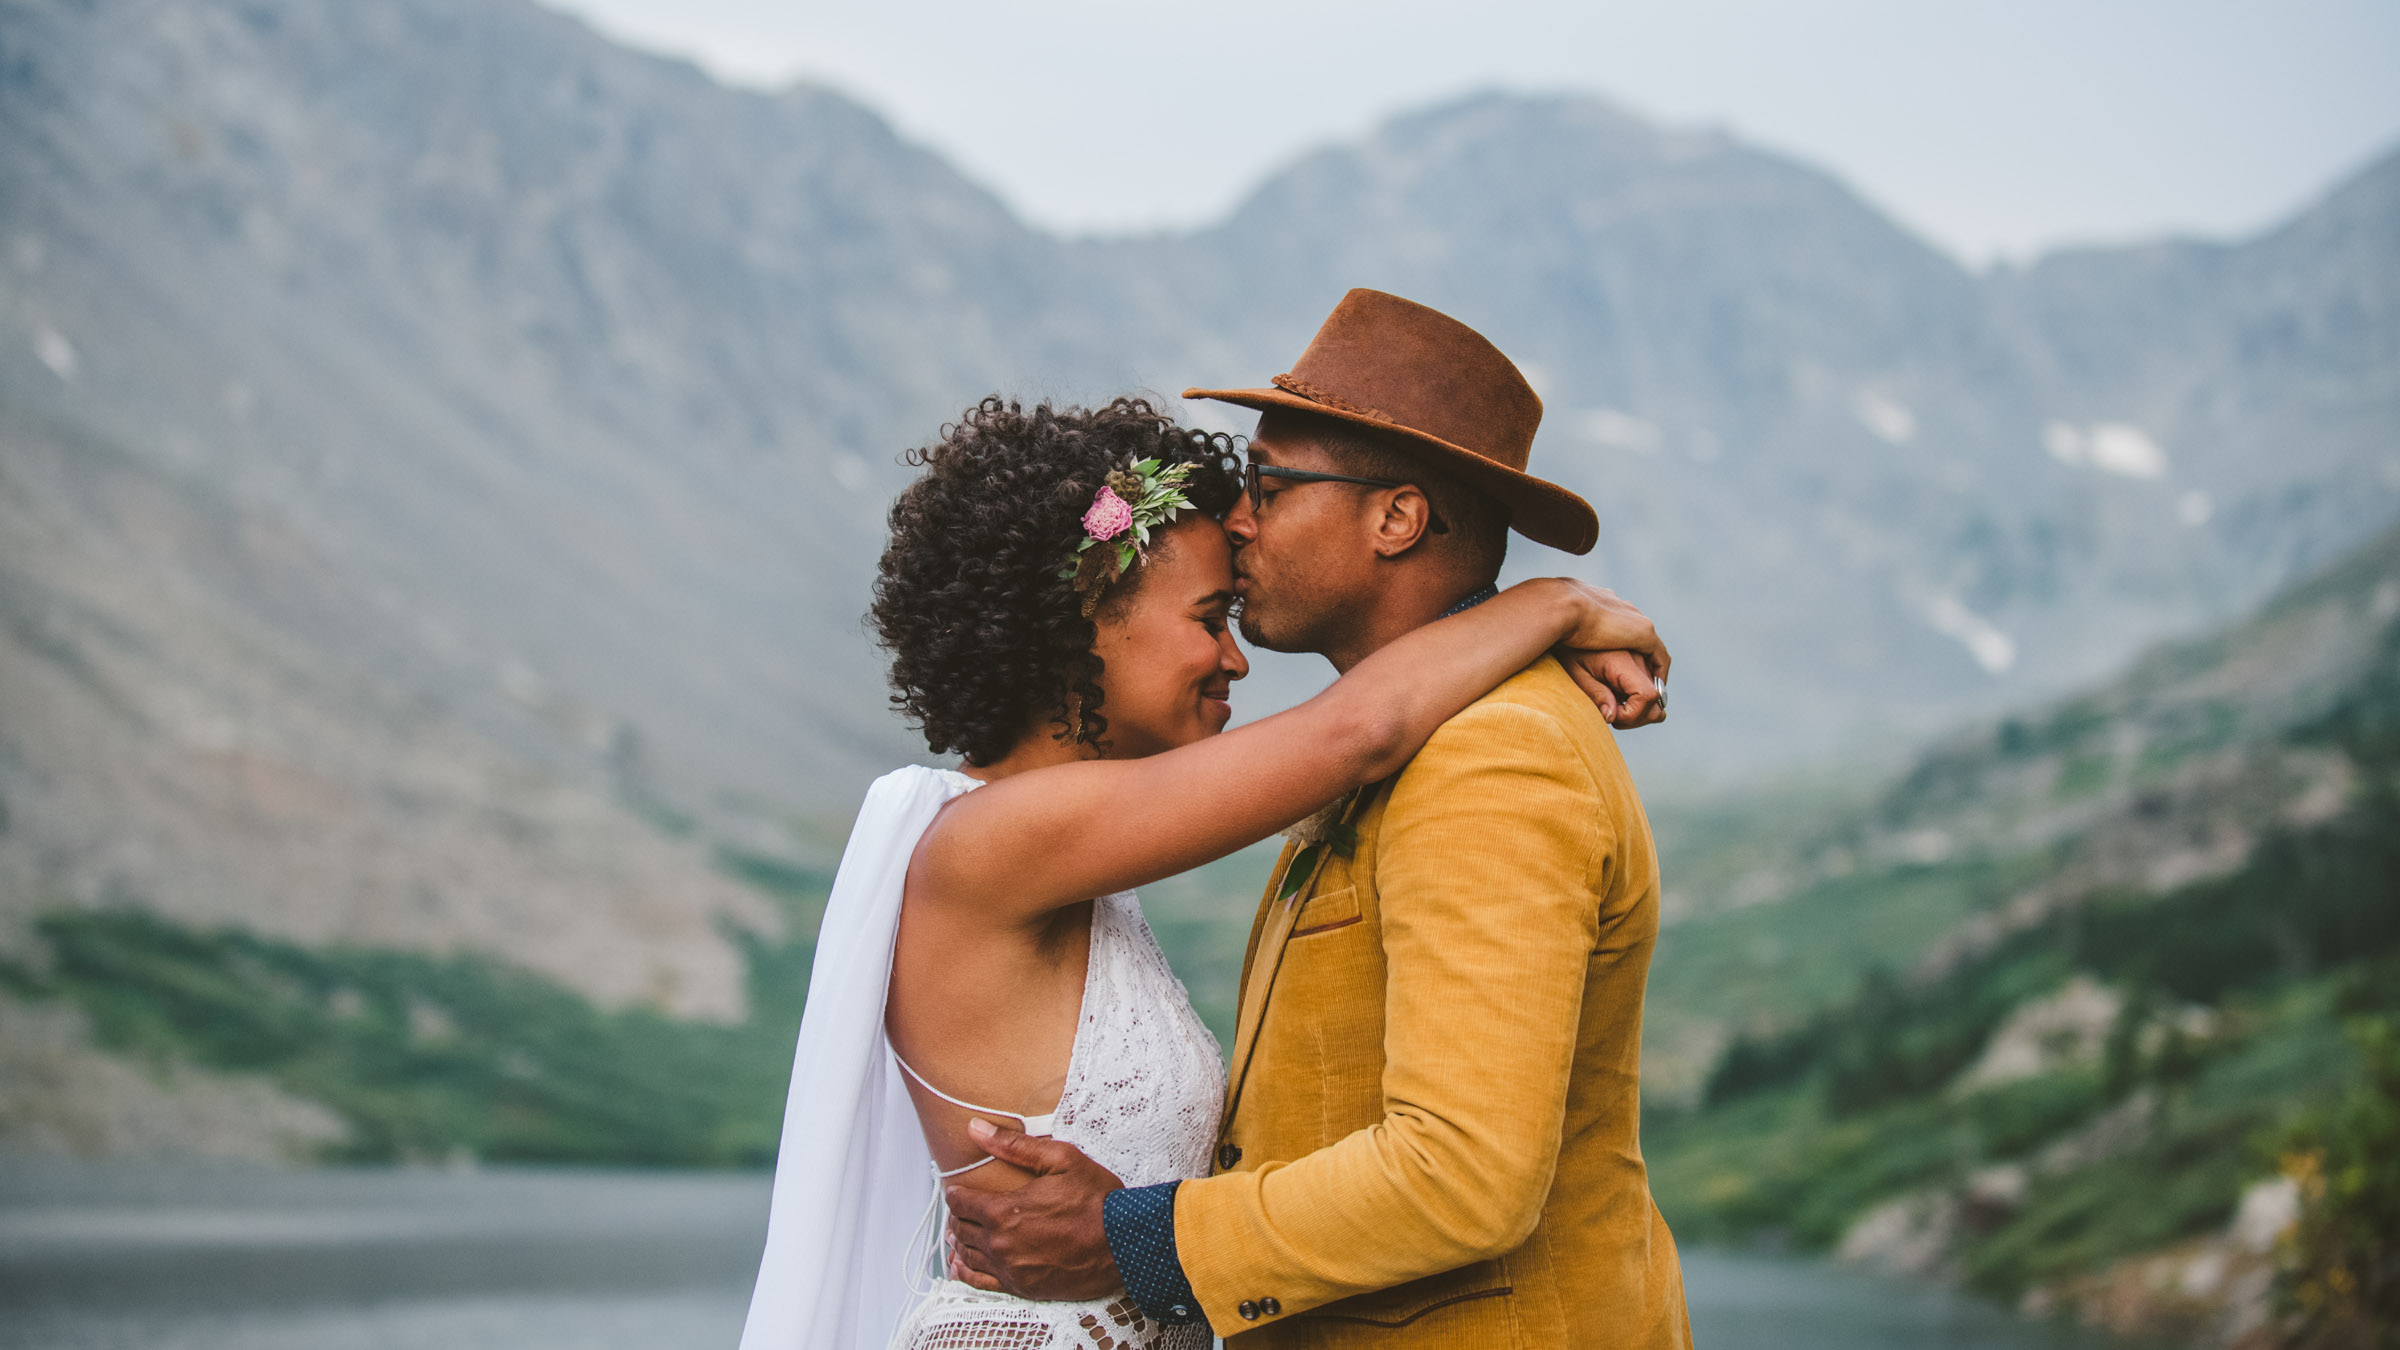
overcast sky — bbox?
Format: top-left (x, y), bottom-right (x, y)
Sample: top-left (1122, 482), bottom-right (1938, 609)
top-left (540, 0), bottom-right (2400, 266)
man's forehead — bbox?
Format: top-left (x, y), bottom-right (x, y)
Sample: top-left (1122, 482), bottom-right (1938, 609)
top-left (1244, 421), bottom-right (1329, 467)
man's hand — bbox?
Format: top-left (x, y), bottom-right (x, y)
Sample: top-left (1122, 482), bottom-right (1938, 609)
top-left (944, 1118), bottom-right (1126, 1300)
top-left (1561, 648), bottom-right (1667, 729)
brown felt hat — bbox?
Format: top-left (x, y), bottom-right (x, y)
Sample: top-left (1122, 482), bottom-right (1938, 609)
top-left (1183, 289), bottom-right (1598, 555)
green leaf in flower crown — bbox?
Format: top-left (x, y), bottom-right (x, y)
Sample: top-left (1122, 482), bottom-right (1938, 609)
top-left (1278, 845), bottom-right (1323, 902)
top-left (1117, 541), bottom-right (1138, 571)
top-left (1132, 458), bottom-right (1161, 476)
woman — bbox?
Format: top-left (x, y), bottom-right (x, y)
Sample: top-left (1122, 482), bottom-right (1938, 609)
top-left (738, 397), bottom-right (1665, 1350)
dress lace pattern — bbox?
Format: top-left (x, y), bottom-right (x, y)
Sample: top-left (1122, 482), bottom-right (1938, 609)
top-left (889, 774), bottom-right (1224, 1350)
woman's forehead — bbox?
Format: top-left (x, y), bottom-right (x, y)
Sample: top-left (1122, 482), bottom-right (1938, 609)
top-left (1156, 515), bottom-right (1232, 578)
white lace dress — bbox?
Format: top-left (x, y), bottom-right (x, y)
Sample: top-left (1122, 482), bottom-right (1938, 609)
top-left (888, 777), bottom-right (1225, 1350)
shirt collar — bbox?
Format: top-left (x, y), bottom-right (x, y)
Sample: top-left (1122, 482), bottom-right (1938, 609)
top-left (1440, 583), bottom-right (1500, 618)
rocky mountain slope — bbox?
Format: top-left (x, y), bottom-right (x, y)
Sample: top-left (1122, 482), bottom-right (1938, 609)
top-left (1639, 520), bottom-right (2400, 1343)
top-left (1, 0), bottom-right (2395, 1033)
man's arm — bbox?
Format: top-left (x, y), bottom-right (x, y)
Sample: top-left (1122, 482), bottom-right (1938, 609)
top-left (1162, 698), bottom-right (1608, 1328)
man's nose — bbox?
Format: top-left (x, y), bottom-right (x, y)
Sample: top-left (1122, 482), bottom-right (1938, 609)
top-left (1225, 494), bottom-right (1258, 543)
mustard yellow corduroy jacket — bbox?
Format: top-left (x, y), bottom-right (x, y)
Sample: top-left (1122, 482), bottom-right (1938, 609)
top-left (1172, 656), bottom-right (1693, 1349)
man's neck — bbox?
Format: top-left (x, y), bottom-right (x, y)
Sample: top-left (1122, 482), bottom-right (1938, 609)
top-left (1323, 579), bottom-right (1499, 674)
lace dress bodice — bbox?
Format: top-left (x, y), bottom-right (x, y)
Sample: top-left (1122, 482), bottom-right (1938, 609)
top-left (890, 771), bottom-right (1224, 1350)
top-left (1049, 891), bottom-right (1226, 1190)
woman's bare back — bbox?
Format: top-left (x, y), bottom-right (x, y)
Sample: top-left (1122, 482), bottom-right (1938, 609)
top-left (887, 866), bottom-right (1096, 1189)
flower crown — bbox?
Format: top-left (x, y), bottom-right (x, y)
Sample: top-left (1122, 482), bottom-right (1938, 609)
top-left (1059, 457), bottom-right (1197, 616)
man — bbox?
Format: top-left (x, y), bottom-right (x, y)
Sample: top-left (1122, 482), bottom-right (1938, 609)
top-left (947, 289), bottom-right (1694, 1348)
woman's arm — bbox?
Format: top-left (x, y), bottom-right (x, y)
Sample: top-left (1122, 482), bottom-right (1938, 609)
top-left (912, 578), bottom-right (1662, 922)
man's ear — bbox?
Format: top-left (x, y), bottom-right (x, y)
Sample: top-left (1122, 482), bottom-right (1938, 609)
top-left (1369, 487), bottom-right (1438, 558)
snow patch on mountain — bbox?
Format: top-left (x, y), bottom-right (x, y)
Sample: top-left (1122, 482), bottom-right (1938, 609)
top-left (1929, 596), bottom-right (2019, 674)
top-left (2045, 421), bottom-right (2168, 479)
top-left (1854, 390), bottom-right (1917, 445)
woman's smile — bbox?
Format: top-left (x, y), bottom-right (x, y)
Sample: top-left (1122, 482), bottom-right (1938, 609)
top-left (1200, 682), bottom-right (1233, 726)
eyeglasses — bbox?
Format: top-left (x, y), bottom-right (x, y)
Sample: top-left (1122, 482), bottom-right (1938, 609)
top-left (1243, 462), bottom-right (1449, 534)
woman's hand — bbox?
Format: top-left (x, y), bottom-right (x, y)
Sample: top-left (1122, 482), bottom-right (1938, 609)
top-left (1535, 579), bottom-right (1669, 728)
top-left (1547, 579), bottom-right (1669, 674)
top-left (1562, 648), bottom-right (1667, 727)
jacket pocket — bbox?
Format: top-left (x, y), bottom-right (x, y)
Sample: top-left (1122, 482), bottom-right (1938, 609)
top-left (1294, 1259), bottom-right (1512, 1328)
top-left (1290, 885), bottom-right (1362, 937)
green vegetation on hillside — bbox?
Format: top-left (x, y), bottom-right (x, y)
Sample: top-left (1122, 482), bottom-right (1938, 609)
top-left (0, 837), bottom-right (1278, 1166)
top-left (1641, 854), bottom-right (2035, 1095)
top-left (0, 898), bottom-right (824, 1166)
top-left (1650, 795), bottom-right (2395, 1296)
top-left (1702, 797), bottom-right (2400, 1115)
top-left (1643, 524), bottom-right (2400, 1331)
top-left (2276, 1001), bottom-right (2400, 1347)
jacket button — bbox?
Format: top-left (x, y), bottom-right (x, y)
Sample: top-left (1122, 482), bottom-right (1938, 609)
top-left (1261, 1297), bottom-right (1283, 1316)
top-left (1238, 1300), bottom-right (1261, 1321)
top-left (1216, 1143), bottom-right (1242, 1169)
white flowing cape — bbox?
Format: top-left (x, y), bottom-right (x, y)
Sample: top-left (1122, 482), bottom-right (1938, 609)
top-left (739, 766), bottom-right (957, 1350)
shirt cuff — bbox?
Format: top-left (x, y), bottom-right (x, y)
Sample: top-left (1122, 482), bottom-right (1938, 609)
top-left (1102, 1181), bottom-right (1203, 1324)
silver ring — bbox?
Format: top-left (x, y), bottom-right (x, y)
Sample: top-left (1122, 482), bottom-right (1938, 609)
top-left (1652, 673), bottom-right (1668, 715)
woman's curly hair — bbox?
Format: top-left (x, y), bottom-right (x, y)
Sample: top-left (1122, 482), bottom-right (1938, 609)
top-left (871, 396), bottom-right (1242, 766)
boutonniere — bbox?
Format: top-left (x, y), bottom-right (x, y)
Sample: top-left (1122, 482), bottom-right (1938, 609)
top-left (1277, 794), bottom-right (1357, 902)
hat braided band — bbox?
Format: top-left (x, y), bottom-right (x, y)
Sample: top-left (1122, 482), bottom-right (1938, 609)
top-left (1271, 373), bottom-right (1395, 426)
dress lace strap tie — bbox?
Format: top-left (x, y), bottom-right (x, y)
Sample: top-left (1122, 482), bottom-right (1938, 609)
top-left (891, 1049), bottom-right (1060, 1138)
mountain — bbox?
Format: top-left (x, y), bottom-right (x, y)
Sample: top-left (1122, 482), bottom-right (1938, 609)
top-left (0, 0), bottom-right (1101, 1016)
top-left (1992, 146), bottom-right (2400, 606)
top-left (1645, 518), bottom-right (2400, 1078)
top-left (1149, 97), bottom-right (2400, 778)
top-left (0, 0), bottom-right (2395, 1077)
top-left (1638, 519), bottom-right (2400, 1341)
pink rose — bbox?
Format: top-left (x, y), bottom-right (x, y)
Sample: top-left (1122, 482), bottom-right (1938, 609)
top-left (1082, 486), bottom-right (1133, 541)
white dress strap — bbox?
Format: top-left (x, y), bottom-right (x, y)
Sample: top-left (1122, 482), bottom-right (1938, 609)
top-left (890, 1050), bottom-right (1060, 1138)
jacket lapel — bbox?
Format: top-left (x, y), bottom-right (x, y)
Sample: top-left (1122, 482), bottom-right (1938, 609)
top-left (1234, 838), bottom-right (1299, 995)
top-left (1223, 875), bottom-right (1307, 1105)
top-left (1221, 791), bottom-right (1370, 1125)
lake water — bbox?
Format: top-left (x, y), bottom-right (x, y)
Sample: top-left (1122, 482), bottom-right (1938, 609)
top-left (0, 1163), bottom-right (2122, 1349)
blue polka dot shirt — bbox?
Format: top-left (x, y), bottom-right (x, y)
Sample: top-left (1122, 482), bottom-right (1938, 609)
top-left (1103, 1181), bottom-right (1203, 1324)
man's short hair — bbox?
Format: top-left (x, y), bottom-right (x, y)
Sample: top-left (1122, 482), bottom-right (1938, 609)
top-left (1260, 409), bottom-right (1510, 584)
